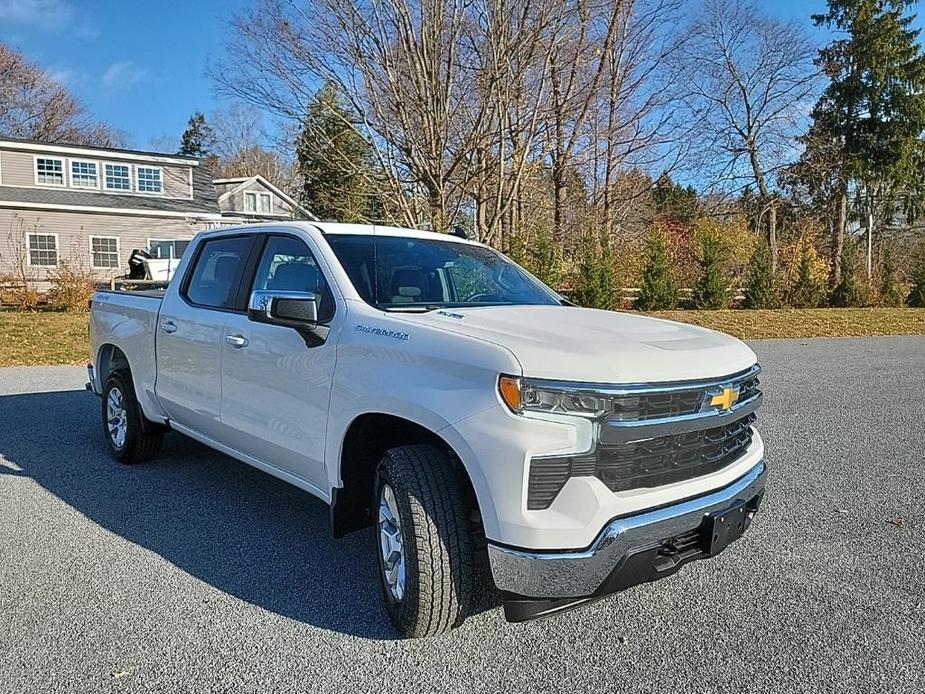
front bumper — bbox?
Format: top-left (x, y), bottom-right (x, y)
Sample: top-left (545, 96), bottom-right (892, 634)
top-left (488, 460), bottom-right (767, 621)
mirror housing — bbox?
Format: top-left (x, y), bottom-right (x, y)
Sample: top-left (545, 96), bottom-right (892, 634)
top-left (248, 290), bottom-right (318, 328)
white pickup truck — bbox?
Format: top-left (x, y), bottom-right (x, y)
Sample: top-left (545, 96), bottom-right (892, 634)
top-left (88, 222), bottom-right (766, 638)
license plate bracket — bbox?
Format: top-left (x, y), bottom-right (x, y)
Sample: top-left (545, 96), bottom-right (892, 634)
top-left (703, 499), bottom-right (749, 556)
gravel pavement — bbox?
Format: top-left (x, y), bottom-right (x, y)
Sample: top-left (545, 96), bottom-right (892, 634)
top-left (1, 336), bottom-right (923, 693)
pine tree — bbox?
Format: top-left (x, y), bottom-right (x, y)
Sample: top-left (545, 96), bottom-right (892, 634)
top-left (635, 228), bottom-right (678, 311)
top-left (789, 241), bottom-right (826, 308)
top-left (178, 112), bottom-right (213, 158)
top-left (831, 238), bottom-right (868, 307)
top-left (691, 232), bottom-right (730, 310)
top-left (571, 231), bottom-right (616, 310)
top-left (296, 81), bottom-right (378, 221)
top-left (809, 1), bottom-right (925, 283)
top-left (907, 248), bottom-right (925, 307)
top-left (879, 246), bottom-right (903, 306)
top-left (743, 242), bottom-right (777, 309)
top-left (530, 228), bottom-right (562, 291)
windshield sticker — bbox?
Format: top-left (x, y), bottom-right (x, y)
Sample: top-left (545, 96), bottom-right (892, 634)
top-left (355, 325), bottom-right (411, 341)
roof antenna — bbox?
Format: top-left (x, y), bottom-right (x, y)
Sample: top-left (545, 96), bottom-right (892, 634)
top-left (451, 225), bottom-right (468, 240)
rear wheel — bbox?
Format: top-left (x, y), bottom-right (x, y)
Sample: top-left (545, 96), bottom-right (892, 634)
top-left (374, 444), bottom-right (474, 638)
top-left (102, 370), bottom-right (164, 465)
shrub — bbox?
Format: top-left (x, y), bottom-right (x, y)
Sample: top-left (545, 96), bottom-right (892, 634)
top-left (635, 228), bottom-right (678, 311)
top-left (788, 239), bottom-right (826, 308)
top-left (878, 246), bottom-right (903, 307)
top-left (47, 253), bottom-right (97, 312)
top-left (742, 242), bottom-right (777, 309)
top-left (830, 239), bottom-right (868, 307)
top-left (907, 249), bottom-right (925, 307)
top-left (691, 231), bottom-right (730, 309)
top-left (530, 228), bottom-right (562, 291)
top-left (571, 230), bottom-right (616, 310)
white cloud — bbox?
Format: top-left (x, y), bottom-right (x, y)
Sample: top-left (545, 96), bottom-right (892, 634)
top-left (102, 61), bottom-right (149, 90)
top-left (0, 0), bottom-right (73, 26)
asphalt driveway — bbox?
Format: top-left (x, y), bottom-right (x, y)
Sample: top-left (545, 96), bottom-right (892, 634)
top-left (1, 337), bottom-right (923, 693)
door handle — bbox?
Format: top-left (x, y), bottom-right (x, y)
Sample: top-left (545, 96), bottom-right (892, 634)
top-left (225, 334), bottom-right (249, 348)
top-left (161, 320), bottom-right (177, 334)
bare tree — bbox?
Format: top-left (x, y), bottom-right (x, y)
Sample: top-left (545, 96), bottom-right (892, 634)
top-left (0, 43), bottom-right (125, 147)
top-left (209, 103), bottom-right (296, 191)
top-left (677, 0), bottom-right (820, 272)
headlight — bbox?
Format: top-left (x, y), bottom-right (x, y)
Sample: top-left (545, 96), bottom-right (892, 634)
top-left (498, 375), bottom-right (609, 418)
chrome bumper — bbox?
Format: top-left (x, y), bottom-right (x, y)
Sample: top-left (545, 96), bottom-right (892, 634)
top-left (488, 460), bottom-right (767, 600)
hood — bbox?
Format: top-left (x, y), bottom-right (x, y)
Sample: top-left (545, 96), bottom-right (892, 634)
top-left (391, 305), bottom-right (757, 383)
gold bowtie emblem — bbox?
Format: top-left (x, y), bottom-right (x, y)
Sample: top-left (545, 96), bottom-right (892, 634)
top-left (710, 387), bottom-right (740, 411)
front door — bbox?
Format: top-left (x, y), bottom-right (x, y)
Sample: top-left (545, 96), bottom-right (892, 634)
top-left (220, 234), bottom-right (338, 491)
top-left (155, 234), bottom-right (254, 440)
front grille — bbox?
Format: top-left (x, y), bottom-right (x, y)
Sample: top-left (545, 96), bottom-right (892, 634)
top-left (527, 415), bottom-right (756, 509)
top-left (609, 369), bottom-right (761, 422)
top-left (525, 365), bottom-right (762, 511)
top-left (594, 413), bottom-right (756, 493)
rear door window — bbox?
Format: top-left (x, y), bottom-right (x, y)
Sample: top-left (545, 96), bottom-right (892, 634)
top-left (184, 236), bottom-right (252, 309)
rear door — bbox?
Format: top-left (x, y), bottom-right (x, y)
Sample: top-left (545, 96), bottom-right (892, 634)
top-left (219, 233), bottom-right (338, 491)
top-left (155, 234), bottom-right (255, 440)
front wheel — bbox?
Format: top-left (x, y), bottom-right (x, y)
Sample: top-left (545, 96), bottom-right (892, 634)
top-left (374, 445), bottom-right (474, 638)
top-left (102, 370), bottom-right (164, 465)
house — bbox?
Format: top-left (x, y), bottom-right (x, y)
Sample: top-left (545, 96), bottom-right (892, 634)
top-left (213, 175), bottom-right (316, 223)
top-left (0, 137), bottom-right (224, 285)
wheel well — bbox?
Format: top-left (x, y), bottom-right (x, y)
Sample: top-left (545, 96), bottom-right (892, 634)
top-left (97, 344), bottom-right (130, 383)
top-left (331, 413), bottom-right (480, 539)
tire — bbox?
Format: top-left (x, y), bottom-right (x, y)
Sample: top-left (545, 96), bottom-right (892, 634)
top-left (102, 370), bottom-right (164, 465)
top-left (374, 444), bottom-right (474, 638)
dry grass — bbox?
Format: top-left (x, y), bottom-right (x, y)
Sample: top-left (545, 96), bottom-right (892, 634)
top-left (0, 307), bottom-right (923, 368)
top-left (0, 309), bottom-right (89, 367)
top-left (648, 308), bottom-right (925, 340)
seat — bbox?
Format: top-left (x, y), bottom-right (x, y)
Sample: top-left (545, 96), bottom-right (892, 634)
top-left (390, 267), bottom-right (428, 304)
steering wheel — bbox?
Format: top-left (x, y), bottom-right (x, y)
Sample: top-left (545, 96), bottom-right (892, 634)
top-left (464, 292), bottom-right (498, 303)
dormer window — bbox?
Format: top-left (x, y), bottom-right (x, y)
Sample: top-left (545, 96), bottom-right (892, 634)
top-left (104, 163), bottom-right (131, 191)
top-left (35, 158), bottom-right (65, 186)
top-left (71, 161), bottom-right (99, 188)
top-left (136, 166), bottom-right (163, 194)
top-left (244, 191), bottom-right (257, 212)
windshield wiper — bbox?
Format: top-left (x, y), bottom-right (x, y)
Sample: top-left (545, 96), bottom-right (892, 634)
top-left (381, 304), bottom-right (443, 313)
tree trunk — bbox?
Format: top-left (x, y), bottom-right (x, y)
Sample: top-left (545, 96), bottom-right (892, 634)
top-left (767, 204), bottom-right (778, 276)
top-left (831, 190), bottom-right (847, 287)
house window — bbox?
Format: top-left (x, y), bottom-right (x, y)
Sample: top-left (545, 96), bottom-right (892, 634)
top-left (149, 239), bottom-right (191, 260)
top-left (91, 236), bottom-right (120, 269)
top-left (71, 161), bottom-right (98, 188)
top-left (27, 234), bottom-right (58, 266)
top-left (259, 193), bottom-right (272, 214)
top-left (104, 163), bottom-right (131, 191)
top-left (36, 158), bottom-right (65, 186)
top-left (244, 192), bottom-right (257, 212)
top-left (136, 166), bottom-right (163, 193)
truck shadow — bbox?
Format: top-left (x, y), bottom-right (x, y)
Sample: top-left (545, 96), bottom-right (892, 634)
top-left (0, 388), bottom-right (500, 641)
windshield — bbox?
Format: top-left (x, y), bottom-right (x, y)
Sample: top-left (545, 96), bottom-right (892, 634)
top-left (323, 234), bottom-right (561, 311)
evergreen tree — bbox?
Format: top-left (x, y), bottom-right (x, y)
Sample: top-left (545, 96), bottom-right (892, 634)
top-left (743, 242), bottom-right (777, 309)
top-left (571, 231), bottom-right (616, 310)
top-left (530, 228), bottom-right (562, 291)
top-left (830, 238), bottom-right (868, 306)
top-left (635, 228), bottom-right (678, 311)
top-left (789, 241), bottom-right (826, 308)
top-left (879, 246), bottom-right (903, 306)
top-left (691, 232), bottom-right (730, 309)
top-left (809, 0), bottom-right (925, 284)
top-left (907, 248), bottom-right (925, 307)
top-left (653, 172), bottom-right (698, 223)
top-left (178, 112), bottom-right (213, 157)
top-left (296, 81), bottom-right (377, 221)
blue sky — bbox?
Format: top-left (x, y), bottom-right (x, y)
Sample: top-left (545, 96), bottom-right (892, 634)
top-left (0, 0), bottom-right (920, 151)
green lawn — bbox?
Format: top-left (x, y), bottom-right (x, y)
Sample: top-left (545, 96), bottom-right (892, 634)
top-left (1, 307), bottom-right (923, 367)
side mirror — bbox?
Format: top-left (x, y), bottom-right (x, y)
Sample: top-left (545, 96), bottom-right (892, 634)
top-left (248, 290), bottom-right (318, 328)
